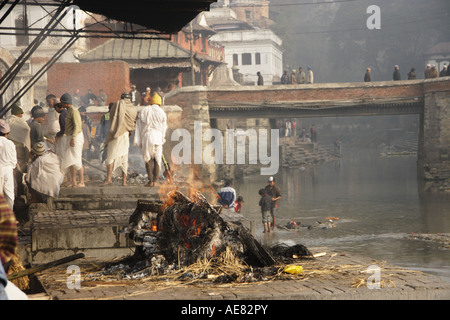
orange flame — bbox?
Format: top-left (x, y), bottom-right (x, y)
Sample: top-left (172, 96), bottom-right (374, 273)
top-left (157, 164), bottom-right (218, 209)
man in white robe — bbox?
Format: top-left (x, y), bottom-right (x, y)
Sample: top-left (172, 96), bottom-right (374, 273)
top-left (59, 93), bottom-right (85, 188)
top-left (26, 142), bottom-right (64, 202)
top-left (0, 120), bottom-right (17, 209)
top-left (6, 104), bottom-right (30, 199)
top-left (102, 93), bottom-right (137, 186)
top-left (45, 94), bottom-right (59, 152)
top-left (134, 93), bottom-right (167, 187)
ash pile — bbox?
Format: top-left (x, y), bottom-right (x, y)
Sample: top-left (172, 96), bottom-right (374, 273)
top-left (103, 190), bottom-right (314, 283)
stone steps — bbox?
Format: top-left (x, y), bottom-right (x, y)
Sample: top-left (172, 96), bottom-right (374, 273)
top-left (281, 140), bottom-right (337, 168)
top-left (52, 186), bottom-right (160, 211)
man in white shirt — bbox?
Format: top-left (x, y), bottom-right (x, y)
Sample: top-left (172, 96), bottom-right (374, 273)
top-left (134, 93), bottom-right (167, 187)
top-left (0, 120), bottom-right (17, 209)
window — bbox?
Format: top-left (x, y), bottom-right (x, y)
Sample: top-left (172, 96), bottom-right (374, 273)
top-left (242, 53), bottom-right (252, 65)
top-left (245, 10), bottom-right (251, 20)
top-left (255, 53), bottom-right (261, 65)
top-left (233, 54), bottom-right (239, 66)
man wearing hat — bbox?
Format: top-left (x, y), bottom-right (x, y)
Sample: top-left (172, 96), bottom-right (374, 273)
top-left (129, 84), bottom-right (140, 106)
top-left (0, 120), bottom-right (17, 209)
top-left (102, 93), bottom-right (137, 186)
top-left (290, 69), bottom-right (297, 84)
top-left (264, 176), bottom-right (282, 231)
top-left (6, 104), bottom-right (30, 200)
top-left (134, 93), bottom-right (167, 187)
top-left (26, 142), bottom-right (64, 203)
top-left (59, 93), bottom-right (85, 188)
top-left (29, 105), bottom-right (51, 149)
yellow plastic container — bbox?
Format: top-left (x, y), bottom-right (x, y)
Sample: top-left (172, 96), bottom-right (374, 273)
top-left (283, 265), bottom-right (303, 274)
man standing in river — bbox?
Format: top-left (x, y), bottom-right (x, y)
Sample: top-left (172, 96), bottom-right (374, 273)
top-left (265, 176), bottom-right (281, 231)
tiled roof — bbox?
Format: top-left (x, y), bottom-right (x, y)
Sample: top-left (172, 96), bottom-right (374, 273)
top-left (78, 38), bottom-right (191, 61)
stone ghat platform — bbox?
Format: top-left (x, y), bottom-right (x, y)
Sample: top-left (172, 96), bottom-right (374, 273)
top-left (20, 185), bottom-right (254, 265)
top-left (33, 247), bottom-right (450, 301)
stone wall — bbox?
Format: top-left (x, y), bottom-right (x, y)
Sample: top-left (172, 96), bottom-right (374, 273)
top-left (419, 83), bottom-right (450, 181)
top-left (47, 61), bottom-right (130, 104)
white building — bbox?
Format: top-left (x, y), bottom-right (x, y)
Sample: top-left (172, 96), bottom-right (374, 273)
top-left (210, 29), bottom-right (283, 85)
top-left (204, 2), bottom-right (283, 85)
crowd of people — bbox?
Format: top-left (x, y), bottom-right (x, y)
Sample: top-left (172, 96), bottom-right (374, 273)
top-left (0, 84), bottom-right (175, 299)
top-left (257, 62), bottom-right (448, 86)
top-left (0, 85), bottom-right (169, 212)
top-left (275, 120), bottom-right (317, 143)
top-left (281, 67), bottom-right (314, 85)
top-left (364, 63), bottom-right (450, 82)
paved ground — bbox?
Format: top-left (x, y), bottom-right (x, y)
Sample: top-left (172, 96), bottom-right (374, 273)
top-left (33, 247), bottom-right (450, 301)
top-left (20, 182), bottom-right (450, 306)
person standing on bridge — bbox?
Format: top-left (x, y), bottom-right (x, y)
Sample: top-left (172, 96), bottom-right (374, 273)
top-left (257, 72), bottom-right (264, 85)
top-left (307, 67), bottom-right (314, 84)
top-left (408, 68), bottom-right (416, 80)
top-left (364, 67), bottom-right (371, 82)
top-left (134, 93), bottom-right (167, 187)
top-left (281, 70), bottom-right (289, 84)
top-left (424, 64), bottom-right (431, 79)
top-left (297, 67), bottom-right (306, 84)
top-left (439, 64), bottom-right (447, 77)
top-left (393, 65), bottom-right (401, 81)
top-left (290, 69), bottom-right (297, 84)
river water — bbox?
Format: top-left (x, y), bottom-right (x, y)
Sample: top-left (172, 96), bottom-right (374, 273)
top-left (233, 147), bottom-right (450, 282)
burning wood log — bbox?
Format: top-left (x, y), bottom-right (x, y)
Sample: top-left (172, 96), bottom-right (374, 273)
top-left (128, 190), bottom-right (276, 269)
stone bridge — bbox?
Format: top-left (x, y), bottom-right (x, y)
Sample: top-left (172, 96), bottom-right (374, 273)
top-left (164, 78), bottom-right (450, 182)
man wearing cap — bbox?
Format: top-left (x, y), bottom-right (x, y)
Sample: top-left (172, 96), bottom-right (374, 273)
top-left (26, 142), bottom-right (64, 202)
top-left (134, 93), bottom-right (167, 187)
top-left (265, 176), bottom-right (281, 231)
top-left (59, 93), bottom-right (85, 188)
top-left (29, 105), bottom-right (50, 148)
top-left (102, 93), bottom-right (138, 186)
top-left (129, 84), bottom-right (140, 106)
top-left (0, 120), bottom-right (17, 208)
top-left (6, 104), bottom-right (30, 200)
top-left (290, 69), bottom-right (297, 84)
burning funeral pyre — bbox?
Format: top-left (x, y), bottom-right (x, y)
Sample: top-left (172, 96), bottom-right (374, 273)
top-left (129, 190), bottom-right (278, 269)
top-left (86, 187), bottom-right (315, 284)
